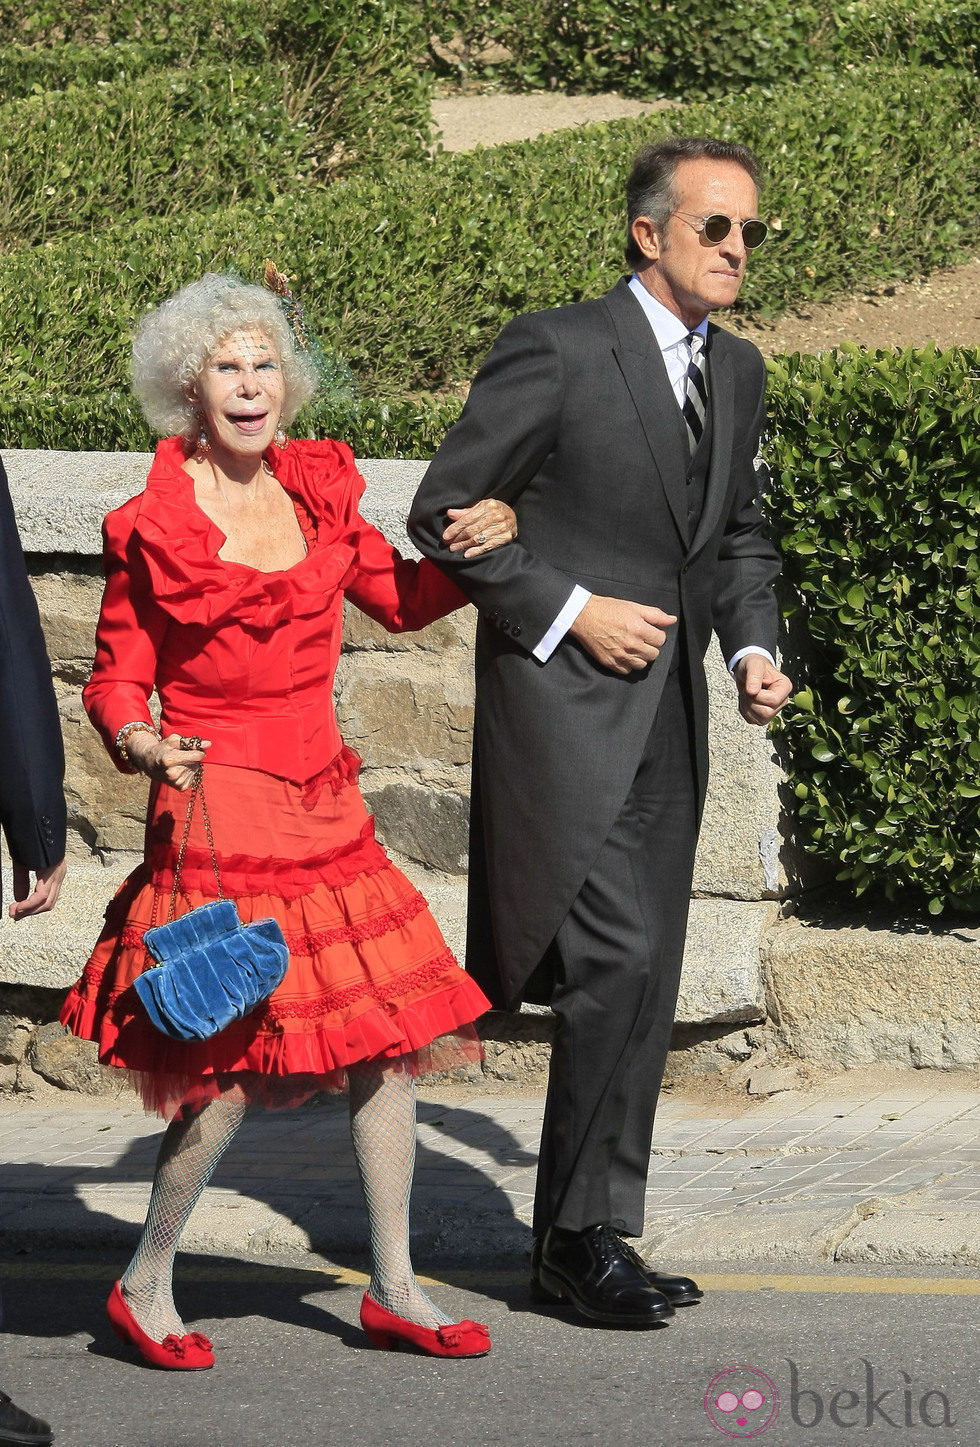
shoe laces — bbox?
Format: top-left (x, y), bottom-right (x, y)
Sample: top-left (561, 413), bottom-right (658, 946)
top-left (589, 1224), bottom-right (649, 1274)
top-left (618, 1238), bottom-right (650, 1273)
top-left (592, 1223), bottom-right (627, 1262)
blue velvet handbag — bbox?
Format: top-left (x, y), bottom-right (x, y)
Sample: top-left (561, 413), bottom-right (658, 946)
top-left (135, 769), bottom-right (289, 1042)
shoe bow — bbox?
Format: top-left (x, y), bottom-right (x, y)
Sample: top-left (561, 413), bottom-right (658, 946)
top-left (435, 1320), bottom-right (490, 1350)
top-left (160, 1331), bottom-right (213, 1359)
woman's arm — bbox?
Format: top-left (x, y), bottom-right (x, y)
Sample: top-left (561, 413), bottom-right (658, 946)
top-left (345, 500), bottom-right (518, 634)
top-left (82, 505), bottom-right (170, 772)
top-left (84, 508), bottom-right (211, 787)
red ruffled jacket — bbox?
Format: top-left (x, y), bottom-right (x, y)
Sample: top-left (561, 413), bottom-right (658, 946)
top-left (84, 436), bottom-right (465, 783)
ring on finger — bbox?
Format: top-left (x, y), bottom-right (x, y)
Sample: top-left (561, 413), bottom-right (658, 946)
top-left (179, 735), bottom-right (204, 750)
top-left (475, 532), bottom-right (487, 544)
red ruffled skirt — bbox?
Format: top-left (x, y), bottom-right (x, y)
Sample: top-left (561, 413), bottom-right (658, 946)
top-left (60, 748), bottom-right (490, 1118)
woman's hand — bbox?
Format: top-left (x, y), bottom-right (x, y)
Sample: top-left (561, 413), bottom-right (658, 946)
top-left (442, 499), bottom-right (518, 557)
top-left (125, 731), bottom-right (211, 791)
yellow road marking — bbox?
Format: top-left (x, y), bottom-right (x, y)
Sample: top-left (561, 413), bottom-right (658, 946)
top-left (1, 1262), bottom-right (977, 1294)
top-left (695, 1272), bottom-right (980, 1296)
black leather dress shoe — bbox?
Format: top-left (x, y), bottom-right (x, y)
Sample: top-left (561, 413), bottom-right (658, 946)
top-left (615, 1239), bottom-right (704, 1306)
top-left (0, 1391), bottom-right (53, 1447)
top-left (532, 1231), bottom-right (703, 1308)
top-left (532, 1224), bottom-right (675, 1327)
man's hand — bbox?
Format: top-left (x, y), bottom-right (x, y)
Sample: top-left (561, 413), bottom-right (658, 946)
top-left (569, 595), bottom-right (677, 675)
top-left (9, 857), bottom-right (67, 919)
top-left (734, 653), bottom-right (793, 725)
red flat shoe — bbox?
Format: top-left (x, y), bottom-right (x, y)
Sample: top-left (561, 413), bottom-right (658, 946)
top-left (359, 1292), bottom-right (490, 1357)
top-left (107, 1280), bottom-right (215, 1370)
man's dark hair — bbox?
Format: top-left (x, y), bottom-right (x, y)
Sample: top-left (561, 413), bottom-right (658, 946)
top-left (625, 136), bottom-right (762, 268)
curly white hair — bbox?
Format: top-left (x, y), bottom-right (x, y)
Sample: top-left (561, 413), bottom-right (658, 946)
top-left (131, 273), bottom-right (319, 438)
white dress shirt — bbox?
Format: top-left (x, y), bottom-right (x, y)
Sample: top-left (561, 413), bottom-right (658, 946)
top-left (532, 278), bottom-right (774, 673)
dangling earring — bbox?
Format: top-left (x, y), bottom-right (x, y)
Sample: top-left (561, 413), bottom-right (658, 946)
top-left (274, 426), bottom-right (288, 449)
top-left (195, 428), bottom-right (211, 460)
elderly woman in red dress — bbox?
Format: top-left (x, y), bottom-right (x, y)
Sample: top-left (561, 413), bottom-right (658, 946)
top-left (61, 273), bottom-right (516, 1367)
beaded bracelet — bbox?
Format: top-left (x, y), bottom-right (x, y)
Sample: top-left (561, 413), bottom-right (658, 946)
top-left (115, 720), bottom-right (160, 766)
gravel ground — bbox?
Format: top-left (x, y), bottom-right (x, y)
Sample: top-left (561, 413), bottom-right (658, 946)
top-left (431, 89), bottom-right (674, 152)
top-left (433, 91), bottom-right (980, 353)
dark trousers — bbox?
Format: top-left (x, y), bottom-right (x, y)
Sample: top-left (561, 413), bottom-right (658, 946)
top-left (533, 668), bottom-right (699, 1238)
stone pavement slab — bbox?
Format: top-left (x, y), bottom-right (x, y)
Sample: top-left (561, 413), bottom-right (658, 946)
top-left (0, 1070), bottom-right (977, 1269)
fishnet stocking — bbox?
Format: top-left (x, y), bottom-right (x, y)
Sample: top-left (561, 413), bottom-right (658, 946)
top-left (348, 1059), bottom-right (451, 1329)
top-left (120, 1085), bottom-right (248, 1342)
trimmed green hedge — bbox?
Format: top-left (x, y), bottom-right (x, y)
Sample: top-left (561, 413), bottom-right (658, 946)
top-left (766, 344), bottom-right (980, 913)
top-left (0, 1), bottom-right (432, 201)
top-left (430, 0), bottom-right (819, 96)
top-left (0, 0), bottom-right (427, 70)
top-left (1, 63), bottom-right (976, 404)
top-left (0, 68), bottom-right (316, 249)
top-left (5, 0), bottom-right (975, 110)
top-left (428, 0), bottom-right (979, 98)
top-left (0, 0), bottom-right (269, 45)
top-left (0, 41), bottom-right (172, 96)
top-left (841, 0), bottom-right (980, 72)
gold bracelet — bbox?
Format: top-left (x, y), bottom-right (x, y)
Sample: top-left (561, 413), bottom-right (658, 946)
top-left (115, 720), bottom-right (159, 766)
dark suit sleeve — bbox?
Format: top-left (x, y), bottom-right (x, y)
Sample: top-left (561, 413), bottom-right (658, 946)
top-left (710, 361), bottom-right (781, 663)
top-left (408, 312), bottom-right (580, 654)
top-left (0, 457), bottom-right (66, 869)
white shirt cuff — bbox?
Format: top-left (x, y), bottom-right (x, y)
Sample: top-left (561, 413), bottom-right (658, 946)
top-left (728, 646), bottom-right (777, 674)
top-left (533, 585), bottom-right (592, 662)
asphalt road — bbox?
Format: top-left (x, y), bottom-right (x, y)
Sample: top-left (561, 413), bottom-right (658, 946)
top-left (2, 1253), bottom-right (977, 1447)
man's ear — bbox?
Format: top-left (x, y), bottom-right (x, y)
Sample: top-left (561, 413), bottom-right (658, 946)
top-left (630, 216), bottom-right (662, 262)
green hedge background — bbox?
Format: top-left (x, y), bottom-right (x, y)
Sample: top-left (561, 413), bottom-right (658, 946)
top-left (766, 346), bottom-right (980, 913)
top-left (3, 64), bottom-right (977, 400)
top-left (428, 0), bottom-right (980, 97)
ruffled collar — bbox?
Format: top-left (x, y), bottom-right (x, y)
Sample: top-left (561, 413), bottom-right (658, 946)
top-left (132, 436), bottom-right (359, 629)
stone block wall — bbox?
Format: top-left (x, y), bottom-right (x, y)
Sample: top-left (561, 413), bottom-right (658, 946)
top-left (1, 450), bottom-right (976, 1093)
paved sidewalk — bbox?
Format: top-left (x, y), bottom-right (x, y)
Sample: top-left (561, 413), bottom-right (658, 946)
top-left (1, 1071), bottom-right (977, 1269)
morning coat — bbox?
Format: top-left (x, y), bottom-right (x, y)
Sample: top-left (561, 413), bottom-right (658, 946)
top-left (408, 278), bottom-right (780, 1007)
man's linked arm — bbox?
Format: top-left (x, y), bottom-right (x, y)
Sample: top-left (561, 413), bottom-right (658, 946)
top-left (408, 313), bottom-right (583, 657)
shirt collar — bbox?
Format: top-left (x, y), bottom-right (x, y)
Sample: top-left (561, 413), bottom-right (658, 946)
top-left (628, 274), bottom-right (709, 352)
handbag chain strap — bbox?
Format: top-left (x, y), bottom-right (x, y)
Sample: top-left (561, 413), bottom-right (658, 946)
top-left (164, 766), bottom-right (224, 924)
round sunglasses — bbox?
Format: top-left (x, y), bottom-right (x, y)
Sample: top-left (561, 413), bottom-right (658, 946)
top-left (671, 212), bottom-right (769, 250)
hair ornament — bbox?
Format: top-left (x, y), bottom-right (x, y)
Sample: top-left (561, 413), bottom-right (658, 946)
top-left (263, 260), bottom-right (310, 353)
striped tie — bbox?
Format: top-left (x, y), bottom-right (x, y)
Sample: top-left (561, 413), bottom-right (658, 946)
top-left (681, 331), bottom-right (707, 455)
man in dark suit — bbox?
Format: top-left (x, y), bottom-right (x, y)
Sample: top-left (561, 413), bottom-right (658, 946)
top-left (409, 136), bottom-right (792, 1328)
top-left (0, 452), bottom-right (66, 1446)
